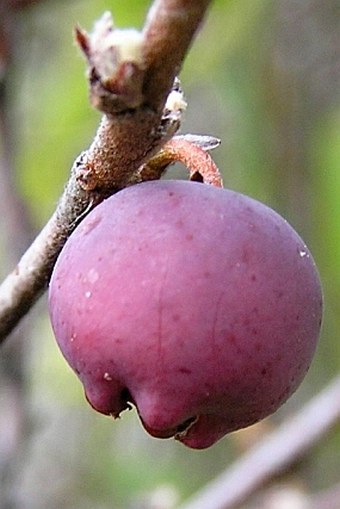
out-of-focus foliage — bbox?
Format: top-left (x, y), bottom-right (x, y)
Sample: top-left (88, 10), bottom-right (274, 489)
top-left (1, 0), bottom-right (339, 507)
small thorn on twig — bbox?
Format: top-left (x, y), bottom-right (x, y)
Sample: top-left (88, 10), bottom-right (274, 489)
top-left (74, 26), bottom-right (90, 57)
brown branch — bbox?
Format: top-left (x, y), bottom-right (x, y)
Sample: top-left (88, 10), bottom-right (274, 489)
top-left (178, 376), bottom-right (340, 509)
top-left (0, 0), bottom-right (213, 343)
top-left (0, 110), bottom-right (173, 341)
top-left (0, 22), bottom-right (35, 507)
top-left (142, 0), bottom-right (211, 109)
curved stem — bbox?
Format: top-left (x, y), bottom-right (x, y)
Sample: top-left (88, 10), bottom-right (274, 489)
top-left (140, 135), bottom-right (223, 186)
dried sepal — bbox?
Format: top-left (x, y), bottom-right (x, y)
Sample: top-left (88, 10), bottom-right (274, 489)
top-left (155, 78), bottom-right (187, 145)
top-left (164, 78), bottom-right (187, 115)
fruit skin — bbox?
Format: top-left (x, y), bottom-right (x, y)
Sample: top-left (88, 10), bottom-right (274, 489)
top-left (49, 180), bottom-right (322, 449)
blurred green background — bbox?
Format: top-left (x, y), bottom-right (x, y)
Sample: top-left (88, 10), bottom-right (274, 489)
top-left (0, 0), bottom-right (339, 508)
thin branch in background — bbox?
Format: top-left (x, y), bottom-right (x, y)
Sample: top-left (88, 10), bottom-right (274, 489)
top-left (0, 12), bottom-right (36, 509)
top-left (245, 481), bottom-right (340, 509)
top-left (178, 376), bottom-right (340, 509)
top-left (0, 0), bottom-right (213, 344)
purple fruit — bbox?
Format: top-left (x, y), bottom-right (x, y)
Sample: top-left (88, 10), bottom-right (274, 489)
top-left (49, 180), bottom-right (322, 449)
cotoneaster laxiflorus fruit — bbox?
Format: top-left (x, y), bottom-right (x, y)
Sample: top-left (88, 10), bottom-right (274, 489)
top-left (48, 179), bottom-right (322, 449)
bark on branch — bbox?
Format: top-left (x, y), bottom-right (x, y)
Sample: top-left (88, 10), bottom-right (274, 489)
top-left (0, 0), bottom-right (212, 343)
